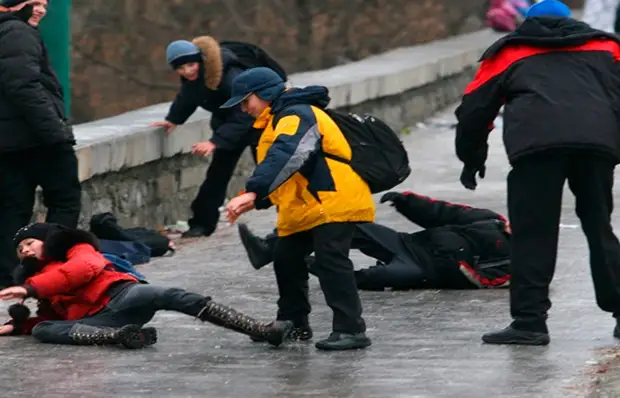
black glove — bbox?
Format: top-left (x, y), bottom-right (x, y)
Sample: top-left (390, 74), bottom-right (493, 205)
top-left (380, 192), bottom-right (403, 206)
top-left (460, 165), bottom-right (486, 190)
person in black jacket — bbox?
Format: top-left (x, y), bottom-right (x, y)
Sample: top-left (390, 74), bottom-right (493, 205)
top-left (0, 0), bottom-right (81, 288)
top-left (151, 37), bottom-right (266, 238)
top-left (237, 191), bottom-right (511, 292)
top-left (455, 0), bottom-right (620, 346)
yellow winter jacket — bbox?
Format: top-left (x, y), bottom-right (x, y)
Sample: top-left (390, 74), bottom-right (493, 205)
top-left (246, 86), bottom-right (375, 237)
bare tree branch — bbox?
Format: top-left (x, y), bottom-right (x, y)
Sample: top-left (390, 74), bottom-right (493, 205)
top-left (73, 44), bottom-right (178, 91)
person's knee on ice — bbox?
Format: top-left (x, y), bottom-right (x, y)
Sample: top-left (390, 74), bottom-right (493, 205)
top-left (353, 261), bottom-right (390, 291)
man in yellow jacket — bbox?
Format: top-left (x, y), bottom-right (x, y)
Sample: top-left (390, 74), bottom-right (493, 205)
top-left (223, 67), bottom-right (375, 351)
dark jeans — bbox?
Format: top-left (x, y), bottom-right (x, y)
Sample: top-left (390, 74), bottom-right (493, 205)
top-left (508, 150), bottom-right (620, 333)
top-left (273, 222), bottom-right (366, 334)
top-left (0, 145), bottom-right (81, 285)
top-left (352, 223), bottom-right (427, 291)
top-left (31, 284), bottom-right (211, 345)
top-left (188, 146), bottom-right (257, 233)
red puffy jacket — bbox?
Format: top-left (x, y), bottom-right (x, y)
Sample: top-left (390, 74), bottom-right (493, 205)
top-left (7, 243), bottom-right (139, 334)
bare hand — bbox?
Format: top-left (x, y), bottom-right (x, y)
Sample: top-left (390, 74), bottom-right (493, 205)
top-left (151, 120), bottom-right (177, 134)
top-left (192, 141), bottom-right (217, 157)
top-left (0, 286), bottom-right (28, 300)
top-left (0, 324), bottom-right (14, 335)
top-left (226, 193), bottom-right (257, 223)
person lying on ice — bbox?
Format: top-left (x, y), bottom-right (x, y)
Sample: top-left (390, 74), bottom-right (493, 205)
top-left (0, 223), bottom-right (292, 349)
top-left (238, 191), bottom-right (511, 291)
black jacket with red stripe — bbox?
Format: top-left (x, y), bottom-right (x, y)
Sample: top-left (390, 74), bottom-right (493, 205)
top-left (391, 192), bottom-right (511, 288)
top-left (455, 17), bottom-right (620, 168)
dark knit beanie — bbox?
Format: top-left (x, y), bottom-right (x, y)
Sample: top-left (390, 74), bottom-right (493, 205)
top-left (13, 223), bottom-right (65, 248)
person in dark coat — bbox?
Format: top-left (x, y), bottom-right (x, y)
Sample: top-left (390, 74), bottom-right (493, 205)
top-left (0, 0), bottom-right (81, 289)
top-left (151, 37), bottom-right (265, 238)
top-left (454, 0), bottom-right (620, 345)
top-left (237, 191), bottom-right (511, 292)
top-left (0, 223), bottom-right (292, 348)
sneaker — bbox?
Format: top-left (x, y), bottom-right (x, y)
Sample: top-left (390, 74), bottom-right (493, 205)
top-left (315, 332), bottom-right (372, 351)
top-left (482, 325), bottom-right (549, 346)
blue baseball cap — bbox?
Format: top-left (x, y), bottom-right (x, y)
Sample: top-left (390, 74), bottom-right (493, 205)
top-left (526, 0), bottom-right (571, 18)
top-left (220, 67), bottom-right (285, 109)
top-left (166, 40), bottom-right (202, 69)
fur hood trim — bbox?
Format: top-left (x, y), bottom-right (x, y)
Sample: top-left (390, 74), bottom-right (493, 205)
top-left (43, 228), bottom-right (101, 263)
top-left (12, 229), bottom-right (101, 285)
top-left (192, 36), bottom-right (223, 90)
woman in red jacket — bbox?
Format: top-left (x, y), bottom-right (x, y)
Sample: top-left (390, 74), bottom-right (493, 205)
top-left (0, 223), bottom-right (292, 349)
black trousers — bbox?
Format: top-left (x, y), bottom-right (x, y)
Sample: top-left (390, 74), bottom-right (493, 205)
top-left (273, 222), bottom-right (366, 334)
top-left (508, 150), bottom-right (620, 333)
top-left (31, 284), bottom-right (210, 345)
top-left (352, 223), bottom-right (427, 291)
top-left (188, 146), bottom-right (257, 233)
top-left (0, 145), bottom-right (81, 285)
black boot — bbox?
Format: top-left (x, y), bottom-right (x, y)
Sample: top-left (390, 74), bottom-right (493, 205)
top-left (315, 332), bottom-right (372, 351)
top-left (182, 225), bottom-right (214, 238)
top-left (482, 324), bottom-right (550, 346)
top-left (69, 324), bottom-right (158, 349)
top-left (251, 319), bottom-right (313, 343)
top-left (613, 318), bottom-right (620, 339)
top-left (197, 300), bottom-right (293, 347)
top-left (238, 224), bottom-right (276, 270)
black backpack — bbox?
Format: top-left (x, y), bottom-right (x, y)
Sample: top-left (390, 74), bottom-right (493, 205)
top-left (220, 41), bottom-right (287, 81)
top-left (317, 109), bottom-right (411, 193)
top-left (272, 108), bottom-right (410, 193)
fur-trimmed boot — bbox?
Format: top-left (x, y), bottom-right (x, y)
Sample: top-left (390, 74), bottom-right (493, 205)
top-left (68, 324), bottom-right (158, 349)
top-left (197, 300), bottom-right (293, 347)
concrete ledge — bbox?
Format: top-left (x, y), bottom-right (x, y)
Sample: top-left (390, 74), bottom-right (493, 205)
top-left (72, 29), bottom-right (501, 182)
top-left (35, 28), bottom-right (504, 227)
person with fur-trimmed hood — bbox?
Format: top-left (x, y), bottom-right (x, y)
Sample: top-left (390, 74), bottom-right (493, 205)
top-left (152, 37), bottom-right (285, 239)
top-left (0, 223), bottom-right (292, 348)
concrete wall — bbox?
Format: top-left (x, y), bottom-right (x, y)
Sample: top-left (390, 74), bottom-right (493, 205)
top-left (35, 28), bottom-right (506, 228)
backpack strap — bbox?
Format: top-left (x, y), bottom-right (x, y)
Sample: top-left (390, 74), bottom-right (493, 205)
top-left (269, 106), bottom-right (350, 165)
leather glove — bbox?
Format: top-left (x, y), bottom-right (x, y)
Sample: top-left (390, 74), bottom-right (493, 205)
top-left (380, 192), bottom-right (403, 206)
top-left (460, 165), bottom-right (486, 191)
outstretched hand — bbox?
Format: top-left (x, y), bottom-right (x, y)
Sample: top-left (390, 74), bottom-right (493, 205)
top-left (0, 324), bottom-right (14, 336)
top-left (0, 286), bottom-right (28, 301)
top-left (226, 192), bottom-right (257, 223)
